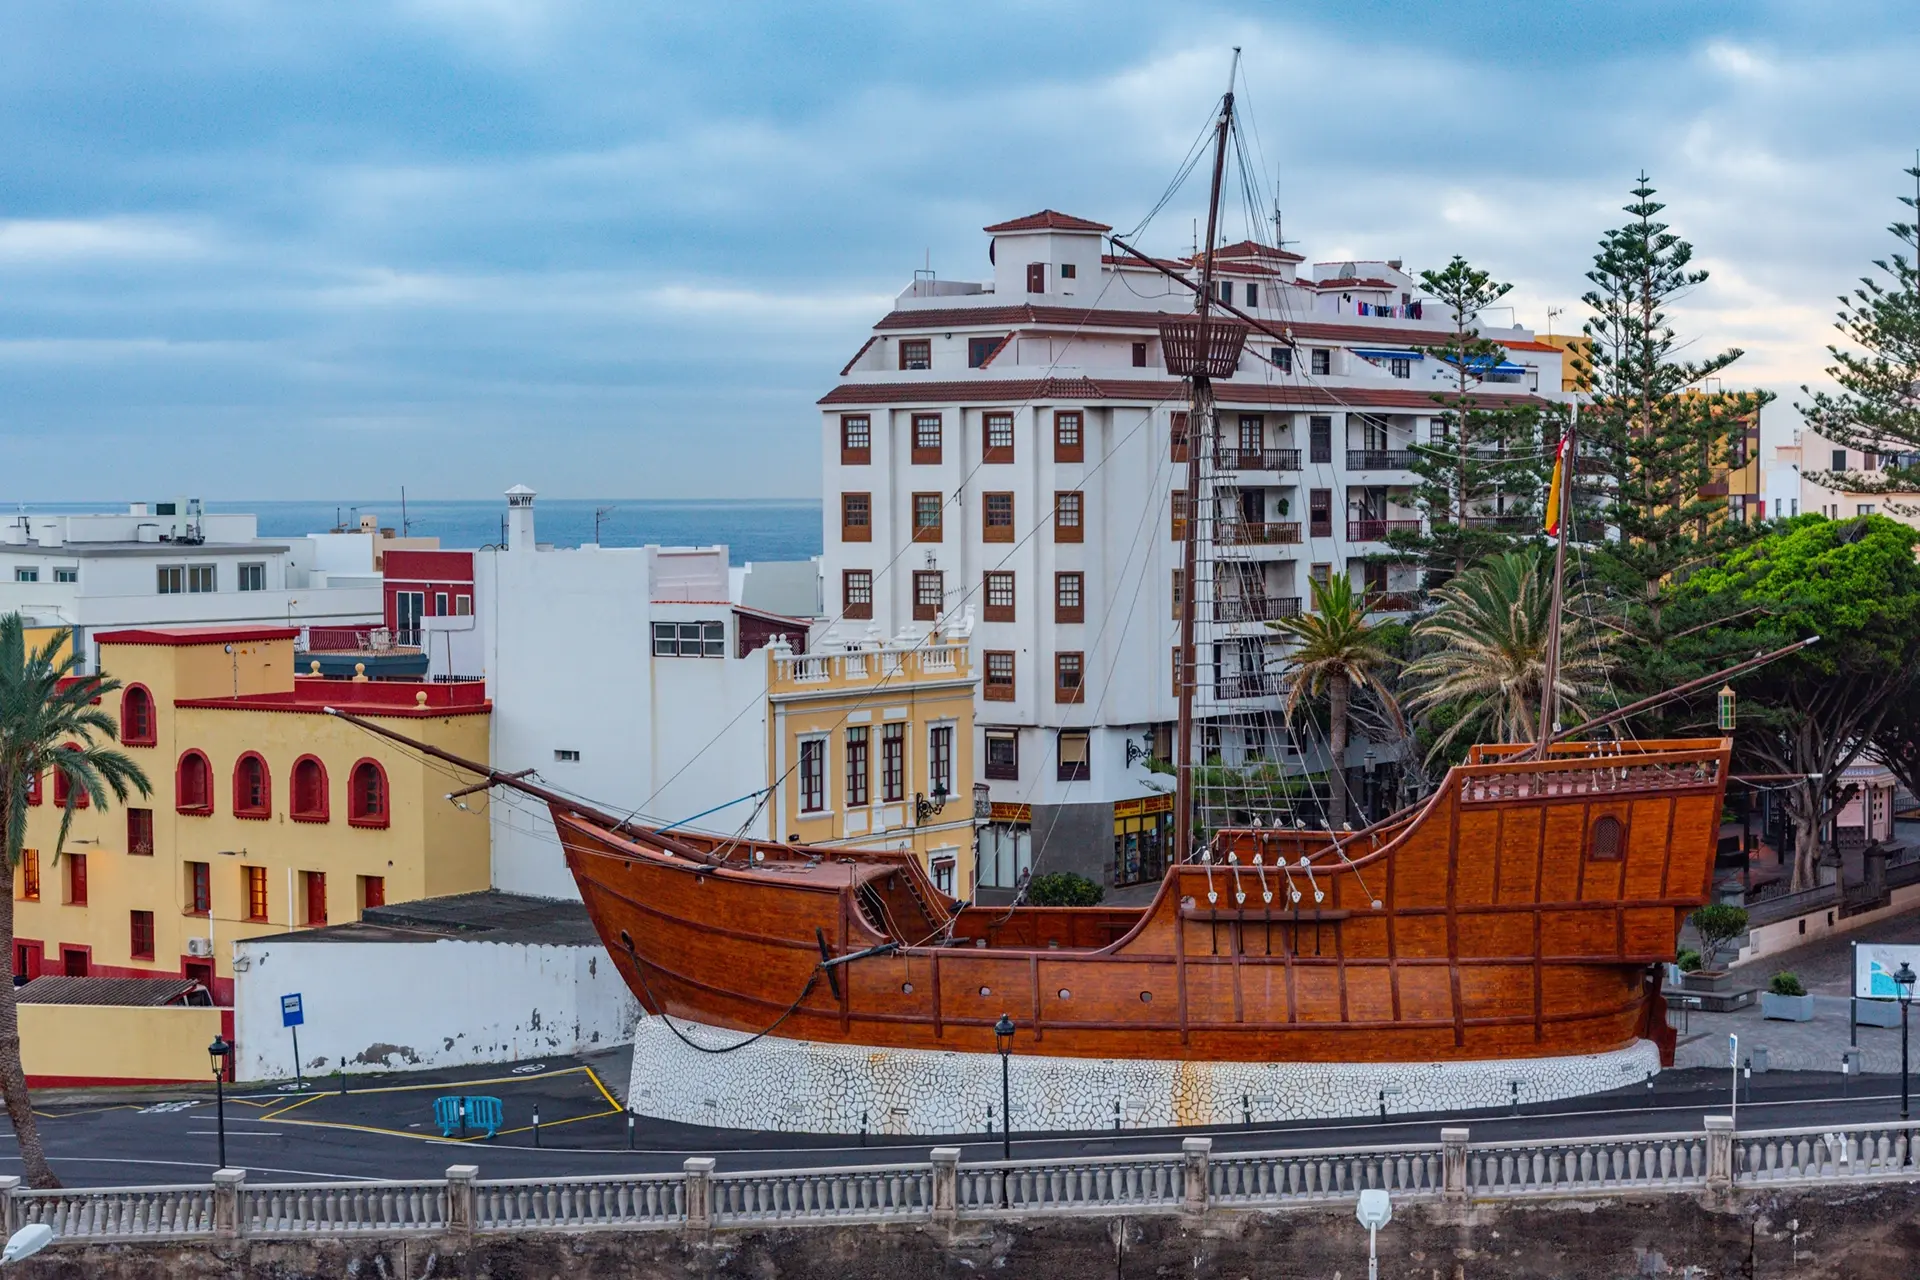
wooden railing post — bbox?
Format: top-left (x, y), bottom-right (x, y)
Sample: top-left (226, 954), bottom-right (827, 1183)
top-left (684, 1157), bottom-right (715, 1234)
top-left (1181, 1137), bottom-right (1212, 1217)
top-left (930, 1147), bottom-right (960, 1231)
top-left (212, 1168), bottom-right (246, 1241)
top-left (1705, 1116), bottom-right (1735, 1192)
top-left (445, 1164), bottom-right (478, 1245)
top-left (1441, 1127), bottom-right (1470, 1202)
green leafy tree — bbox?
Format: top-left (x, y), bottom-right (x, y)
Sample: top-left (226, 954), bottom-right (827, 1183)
top-left (1799, 163), bottom-right (1920, 498)
top-left (1688, 904), bottom-right (1749, 971)
top-left (1269, 575), bottom-right (1402, 829)
top-left (1387, 256), bottom-right (1557, 581)
top-left (0, 615), bottom-right (152, 1187)
top-left (1401, 548), bottom-right (1612, 759)
top-left (1578, 175), bottom-right (1771, 708)
top-left (1025, 872), bottom-right (1104, 907)
top-left (1676, 516), bottom-right (1920, 890)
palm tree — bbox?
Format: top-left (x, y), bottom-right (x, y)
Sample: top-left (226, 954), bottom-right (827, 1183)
top-left (0, 615), bottom-right (150, 1187)
top-left (1402, 548), bottom-right (1611, 759)
top-left (1268, 574), bottom-right (1402, 829)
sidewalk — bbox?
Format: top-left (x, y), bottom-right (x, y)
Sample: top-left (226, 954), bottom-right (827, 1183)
top-left (1672, 906), bottom-right (1920, 1073)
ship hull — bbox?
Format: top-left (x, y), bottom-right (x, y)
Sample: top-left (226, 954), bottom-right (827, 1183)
top-left (558, 739), bottom-right (1728, 1071)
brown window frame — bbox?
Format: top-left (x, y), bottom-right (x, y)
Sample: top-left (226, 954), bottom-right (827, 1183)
top-left (1054, 411), bottom-right (1084, 463)
top-left (1057, 729), bottom-right (1091, 781)
top-left (912, 570), bottom-right (944, 621)
top-left (984, 729), bottom-right (1019, 780)
top-left (1055, 652), bottom-right (1085, 704)
top-left (841, 491), bottom-right (872, 543)
top-left (186, 861), bottom-right (210, 917)
top-left (798, 738), bottom-right (826, 813)
top-left (1171, 412), bottom-right (1190, 463)
top-left (839, 414), bottom-right (871, 465)
top-left (983, 571), bottom-right (1016, 623)
top-left (899, 338), bottom-right (932, 371)
top-left (983, 411), bottom-right (1015, 463)
top-left (911, 492), bottom-right (943, 543)
top-left (842, 569), bottom-right (873, 620)
top-left (984, 650), bottom-right (1016, 702)
top-left (1132, 341), bottom-right (1148, 368)
top-left (983, 491), bottom-right (1015, 543)
top-left (245, 865), bottom-right (269, 922)
top-left (1309, 415), bottom-right (1332, 464)
top-left (1054, 490), bottom-right (1084, 543)
top-left (1026, 263), bottom-right (1046, 293)
top-left (911, 413), bottom-right (943, 465)
top-left (126, 807), bottom-right (154, 856)
top-left (1054, 571), bottom-right (1084, 624)
top-left (881, 724), bottom-right (905, 802)
top-left (845, 727), bottom-right (869, 808)
top-left (1171, 489), bottom-right (1189, 541)
top-left (1309, 488), bottom-right (1333, 539)
top-left (66, 853), bottom-right (87, 906)
top-left (130, 909), bottom-right (155, 961)
top-left (1171, 568), bottom-right (1183, 620)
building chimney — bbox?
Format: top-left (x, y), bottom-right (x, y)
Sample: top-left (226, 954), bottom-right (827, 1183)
top-left (505, 484), bottom-right (537, 552)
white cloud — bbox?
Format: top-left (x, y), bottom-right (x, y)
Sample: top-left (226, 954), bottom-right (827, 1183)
top-left (0, 219), bottom-right (205, 264)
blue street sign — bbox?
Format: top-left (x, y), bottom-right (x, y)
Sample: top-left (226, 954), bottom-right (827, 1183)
top-left (281, 993), bottom-right (304, 1028)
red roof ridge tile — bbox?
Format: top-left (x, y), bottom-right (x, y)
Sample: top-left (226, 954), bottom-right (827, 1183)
top-left (983, 210), bottom-right (1112, 234)
top-left (96, 625), bottom-right (300, 647)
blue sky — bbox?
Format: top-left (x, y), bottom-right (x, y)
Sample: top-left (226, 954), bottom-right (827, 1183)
top-left (2, 1), bottom-right (1915, 501)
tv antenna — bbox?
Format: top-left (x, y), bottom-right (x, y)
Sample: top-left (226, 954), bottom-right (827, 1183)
top-left (594, 505), bottom-right (617, 545)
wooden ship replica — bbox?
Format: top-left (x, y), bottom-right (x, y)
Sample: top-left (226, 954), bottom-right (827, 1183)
top-left (336, 70), bottom-right (1793, 1129)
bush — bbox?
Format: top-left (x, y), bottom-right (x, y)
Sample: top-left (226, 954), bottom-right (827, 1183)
top-left (1026, 872), bottom-right (1105, 907)
top-left (1768, 971), bottom-right (1807, 997)
top-left (1689, 904), bottom-right (1750, 970)
top-left (1676, 948), bottom-right (1703, 973)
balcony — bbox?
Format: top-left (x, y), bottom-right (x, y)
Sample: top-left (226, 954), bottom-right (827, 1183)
top-left (1215, 596), bottom-right (1302, 624)
top-left (1347, 519), bottom-right (1422, 541)
top-left (1363, 592), bottom-right (1419, 613)
top-left (1216, 673), bottom-right (1277, 700)
top-left (1347, 449), bottom-right (1417, 470)
top-left (1214, 447), bottom-right (1302, 472)
top-left (1216, 520), bottom-right (1303, 546)
top-left (1461, 514), bottom-right (1536, 531)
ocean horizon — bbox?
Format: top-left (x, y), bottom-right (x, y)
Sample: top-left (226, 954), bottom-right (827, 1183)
top-left (2, 498), bottom-right (825, 565)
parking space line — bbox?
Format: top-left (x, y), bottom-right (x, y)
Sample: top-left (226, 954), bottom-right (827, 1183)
top-left (583, 1066), bottom-right (622, 1113)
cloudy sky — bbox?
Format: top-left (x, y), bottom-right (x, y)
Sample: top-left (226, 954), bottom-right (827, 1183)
top-left (2, 1), bottom-right (1915, 501)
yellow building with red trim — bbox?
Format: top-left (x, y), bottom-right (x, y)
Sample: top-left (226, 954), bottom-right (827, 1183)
top-left (13, 626), bottom-right (490, 1023)
top-left (765, 631), bottom-right (980, 896)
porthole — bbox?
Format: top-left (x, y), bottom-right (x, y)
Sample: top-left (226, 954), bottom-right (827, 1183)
top-left (1139, 991), bottom-right (1153, 1004)
top-left (619, 930), bottom-right (633, 950)
top-left (1057, 988), bottom-right (1071, 1000)
top-left (979, 985), bottom-right (992, 996)
top-left (901, 982), bottom-right (915, 994)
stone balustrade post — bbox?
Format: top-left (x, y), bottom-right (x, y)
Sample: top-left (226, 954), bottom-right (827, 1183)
top-left (684, 1157), bottom-right (716, 1234)
top-left (212, 1168), bottom-right (246, 1241)
top-left (0, 1176), bottom-right (19, 1239)
top-left (1441, 1127), bottom-right (1470, 1202)
top-left (444, 1164), bottom-right (478, 1245)
top-left (1704, 1116), bottom-right (1735, 1192)
top-left (1181, 1136), bottom-right (1212, 1217)
top-left (929, 1147), bottom-right (960, 1231)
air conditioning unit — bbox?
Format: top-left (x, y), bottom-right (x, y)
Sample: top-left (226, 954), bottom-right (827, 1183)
top-left (185, 936), bottom-right (214, 958)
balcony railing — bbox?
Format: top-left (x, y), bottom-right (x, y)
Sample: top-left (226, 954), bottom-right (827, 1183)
top-left (303, 626), bottom-right (420, 653)
top-left (1215, 673), bottom-right (1277, 700)
top-left (1347, 519), bottom-right (1421, 541)
top-left (1214, 596), bottom-right (1303, 624)
top-left (1347, 449), bottom-right (1416, 470)
top-left (1213, 448), bottom-right (1302, 472)
top-left (1215, 520), bottom-right (1303, 546)
top-left (1363, 592), bottom-right (1418, 613)
top-left (1461, 514), bottom-right (1536, 531)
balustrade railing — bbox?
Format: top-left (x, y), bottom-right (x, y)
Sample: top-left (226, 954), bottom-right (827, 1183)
top-left (1347, 518), bottom-right (1422, 541)
top-left (770, 641), bottom-right (970, 690)
top-left (12, 1118), bottom-right (1919, 1248)
top-left (1214, 596), bottom-right (1302, 623)
top-left (1459, 759), bottom-right (1721, 804)
top-left (1216, 520), bottom-right (1303, 547)
top-left (1347, 449), bottom-right (1417, 470)
top-left (1214, 448), bottom-right (1302, 472)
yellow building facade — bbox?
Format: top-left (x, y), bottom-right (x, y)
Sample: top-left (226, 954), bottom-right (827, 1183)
top-left (765, 632), bottom-right (980, 896)
top-left (13, 626), bottom-right (490, 1005)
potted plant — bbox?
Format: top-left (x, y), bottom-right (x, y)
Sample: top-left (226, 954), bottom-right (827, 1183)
top-left (1682, 904), bottom-right (1750, 993)
top-left (1761, 971), bottom-right (1815, 1022)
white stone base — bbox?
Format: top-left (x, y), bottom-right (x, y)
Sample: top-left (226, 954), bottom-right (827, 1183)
top-left (626, 1015), bottom-right (1662, 1135)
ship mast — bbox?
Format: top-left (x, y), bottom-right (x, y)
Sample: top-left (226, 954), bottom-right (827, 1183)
top-left (1534, 409), bottom-right (1574, 756)
top-left (1174, 52), bottom-right (1239, 865)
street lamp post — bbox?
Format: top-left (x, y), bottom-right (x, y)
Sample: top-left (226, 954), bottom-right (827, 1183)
top-left (207, 1035), bottom-right (233, 1170)
top-left (1895, 962), bottom-right (1915, 1124)
top-left (994, 1013), bottom-right (1015, 1206)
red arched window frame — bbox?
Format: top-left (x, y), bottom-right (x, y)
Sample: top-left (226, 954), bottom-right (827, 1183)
top-left (290, 756), bottom-right (330, 823)
top-left (176, 750), bottom-right (213, 816)
top-left (50, 744), bottom-right (88, 809)
top-left (348, 758), bottom-right (390, 829)
top-left (120, 684), bottom-right (157, 748)
top-left (233, 752), bottom-right (271, 820)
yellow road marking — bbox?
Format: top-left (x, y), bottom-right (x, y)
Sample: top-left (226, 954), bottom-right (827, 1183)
top-left (583, 1065), bottom-right (623, 1112)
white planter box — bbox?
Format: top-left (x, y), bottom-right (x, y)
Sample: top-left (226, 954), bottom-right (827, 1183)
top-left (1762, 992), bottom-right (1815, 1022)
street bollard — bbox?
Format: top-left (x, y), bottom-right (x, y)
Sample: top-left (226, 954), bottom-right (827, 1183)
top-left (628, 1112), bottom-right (636, 1149)
top-left (532, 1104), bottom-right (541, 1148)
top-left (458, 1097), bottom-right (468, 1141)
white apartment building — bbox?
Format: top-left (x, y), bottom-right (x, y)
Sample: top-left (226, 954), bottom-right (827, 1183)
top-left (474, 488), bottom-right (812, 899)
top-left (820, 209), bottom-right (1569, 898)
top-left (1788, 427), bottom-right (1920, 525)
top-left (0, 500), bottom-right (384, 671)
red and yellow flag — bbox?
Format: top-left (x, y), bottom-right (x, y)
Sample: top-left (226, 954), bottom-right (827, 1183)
top-left (1543, 436), bottom-right (1568, 538)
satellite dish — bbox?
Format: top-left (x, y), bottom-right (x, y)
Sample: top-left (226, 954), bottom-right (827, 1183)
top-left (3, 1223), bottom-right (53, 1263)
top-left (1355, 1188), bottom-right (1392, 1230)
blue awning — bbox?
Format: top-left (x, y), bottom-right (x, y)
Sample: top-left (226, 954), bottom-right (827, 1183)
top-left (1352, 349), bottom-right (1423, 361)
top-left (1437, 353), bottom-right (1529, 376)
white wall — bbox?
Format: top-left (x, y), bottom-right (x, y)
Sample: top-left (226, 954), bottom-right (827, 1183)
top-left (233, 936), bottom-right (639, 1080)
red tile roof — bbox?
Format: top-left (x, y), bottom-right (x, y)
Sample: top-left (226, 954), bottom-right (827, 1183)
top-left (1198, 239), bottom-right (1306, 263)
top-left (96, 625), bottom-right (300, 647)
top-left (177, 676), bottom-right (490, 718)
top-left (817, 377), bottom-right (1547, 411)
top-left (1299, 277), bottom-right (1399, 290)
top-left (1500, 339), bottom-right (1563, 353)
top-left (983, 210), bottom-right (1112, 234)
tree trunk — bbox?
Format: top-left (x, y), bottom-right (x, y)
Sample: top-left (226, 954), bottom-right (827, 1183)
top-left (0, 876), bottom-right (59, 1188)
top-left (1787, 777), bottom-right (1825, 894)
top-left (1328, 673), bottom-right (1351, 829)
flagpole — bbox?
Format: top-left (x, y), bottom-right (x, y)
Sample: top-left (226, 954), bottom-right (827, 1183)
top-left (1535, 411), bottom-right (1574, 754)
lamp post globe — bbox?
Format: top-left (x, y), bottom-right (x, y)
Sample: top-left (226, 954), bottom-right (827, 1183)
top-left (208, 1035), bottom-right (233, 1171)
top-left (1896, 963), bottom-right (1916, 1124)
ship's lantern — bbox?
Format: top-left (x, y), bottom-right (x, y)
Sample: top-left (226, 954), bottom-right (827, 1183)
top-left (1717, 685), bottom-right (1736, 732)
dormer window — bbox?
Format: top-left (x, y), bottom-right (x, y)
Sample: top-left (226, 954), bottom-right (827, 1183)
top-left (899, 339), bottom-right (932, 371)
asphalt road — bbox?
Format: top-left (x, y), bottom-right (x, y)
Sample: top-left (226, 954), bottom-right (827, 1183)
top-left (7, 1052), bottom-right (1918, 1188)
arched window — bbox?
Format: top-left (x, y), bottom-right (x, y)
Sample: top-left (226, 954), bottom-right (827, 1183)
top-left (50, 745), bottom-right (88, 810)
top-left (233, 753), bottom-right (271, 819)
top-left (290, 756), bottom-right (329, 823)
top-left (120, 685), bottom-right (156, 748)
top-left (1588, 814), bottom-right (1625, 861)
top-left (176, 751), bottom-right (213, 815)
top-left (348, 759), bottom-right (390, 829)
